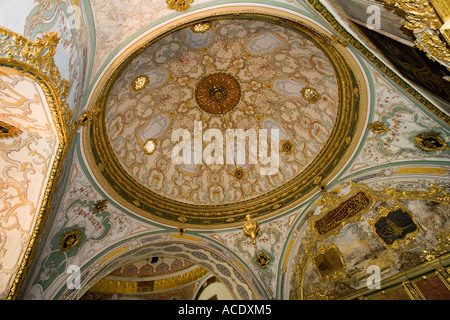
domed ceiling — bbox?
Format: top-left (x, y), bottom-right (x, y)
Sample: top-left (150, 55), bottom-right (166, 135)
top-left (84, 11), bottom-right (367, 228)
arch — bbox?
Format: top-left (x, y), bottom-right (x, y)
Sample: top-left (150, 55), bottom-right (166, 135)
top-left (58, 233), bottom-right (267, 300)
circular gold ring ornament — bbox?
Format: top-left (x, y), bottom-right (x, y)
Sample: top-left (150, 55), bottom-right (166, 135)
top-left (195, 72), bottom-right (241, 114)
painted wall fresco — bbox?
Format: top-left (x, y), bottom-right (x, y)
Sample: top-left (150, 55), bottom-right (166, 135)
top-left (88, 0), bottom-right (172, 83)
top-left (0, 67), bottom-right (58, 299)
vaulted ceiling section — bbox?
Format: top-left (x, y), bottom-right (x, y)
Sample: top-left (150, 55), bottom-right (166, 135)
top-left (0, 0), bottom-right (449, 300)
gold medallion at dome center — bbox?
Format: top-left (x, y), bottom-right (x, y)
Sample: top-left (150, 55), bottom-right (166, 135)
top-left (195, 72), bottom-right (241, 114)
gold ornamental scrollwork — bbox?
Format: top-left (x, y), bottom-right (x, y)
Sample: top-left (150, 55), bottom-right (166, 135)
top-left (59, 229), bottom-right (83, 253)
top-left (191, 21), bottom-right (212, 33)
top-left (383, 0), bottom-right (450, 79)
top-left (368, 121), bottom-right (390, 134)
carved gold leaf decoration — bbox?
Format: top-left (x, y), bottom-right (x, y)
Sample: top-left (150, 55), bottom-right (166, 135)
top-left (255, 252), bottom-right (270, 269)
top-left (195, 72), bottom-right (241, 114)
top-left (231, 166), bottom-right (246, 182)
top-left (243, 214), bottom-right (260, 244)
top-left (166, 0), bottom-right (193, 12)
top-left (93, 199), bottom-right (108, 214)
top-left (0, 120), bottom-right (22, 139)
top-left (300, 87), bottom-right (319, 103)
top-left (131, 75), bottom-right (149, 91)
top-left (421, 232), bottom-right (450, 260)
top-left (280, 140), bottom-right (294, 154)
top-left (143, 138), bottom-right (157, 155)
top-left (0, 28), bottom-right (72, 140)
top-left (383, 0), bottom-right (450, 77)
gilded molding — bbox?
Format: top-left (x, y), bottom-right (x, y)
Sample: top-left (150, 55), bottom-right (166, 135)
top-left (88, 266), bottom-right (208, 294)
